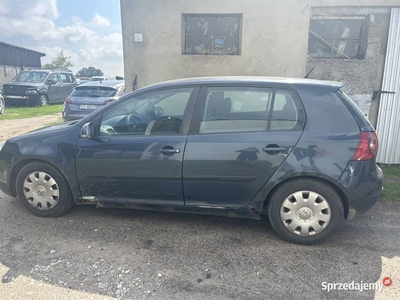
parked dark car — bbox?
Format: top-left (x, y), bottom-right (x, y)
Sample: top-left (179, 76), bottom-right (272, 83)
top-left (2, 69), bottom-right (77, 106)
top-left (0, 92), bottom-right (4, 114)
top-left (62, 80), bottom-right (125, 121)
top-left (0, 77), bottom-right (383, 244)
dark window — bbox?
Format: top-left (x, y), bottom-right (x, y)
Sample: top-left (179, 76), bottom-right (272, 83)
top-left (308, 19), bottom-right (367, 59)
top-left (200, 87), bottom-right (304, 134)
top-left (183, 14), bottom-right (241, 55)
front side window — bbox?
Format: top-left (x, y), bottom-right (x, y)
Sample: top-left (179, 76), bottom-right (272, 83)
top-left (48, 73), bottom-right (59, 83)
top-left (99, 88), bottom-right (193, 136)
top-left (308, 19), bottom-right (367, 59)
top-left (200, 87), bottom-right (304, 134)
top-left (183, 14), bottom-right (241, 55)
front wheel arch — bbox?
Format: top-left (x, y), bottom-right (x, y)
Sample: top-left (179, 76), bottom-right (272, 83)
top-left (9, 159), bottom-right (74, 199)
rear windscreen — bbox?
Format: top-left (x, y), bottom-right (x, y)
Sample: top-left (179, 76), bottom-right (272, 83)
top-left (72, 87), bottom-right (117, 97)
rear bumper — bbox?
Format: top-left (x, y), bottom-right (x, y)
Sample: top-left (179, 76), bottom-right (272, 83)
top-left (63, 104), bottom-right (102, 121)
top-left (338, 160), bottom-right (383, 220)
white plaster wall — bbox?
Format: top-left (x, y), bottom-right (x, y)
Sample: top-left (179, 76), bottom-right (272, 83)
top-left (121, 0), bottom-right (311, 90)
top-left (0, 65), bottom-right (22, 91)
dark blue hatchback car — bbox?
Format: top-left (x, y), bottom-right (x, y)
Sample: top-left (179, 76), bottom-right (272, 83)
top-left (0, 77), bottom-right (383, 244)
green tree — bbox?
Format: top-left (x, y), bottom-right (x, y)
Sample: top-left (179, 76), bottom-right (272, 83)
top-left (76, 66), bottom-right (104, 78)
top-left (42, 50), bottom-right (73, 71)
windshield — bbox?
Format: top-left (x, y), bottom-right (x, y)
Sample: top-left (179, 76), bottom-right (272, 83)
top-left (12, 71), bottom-right (48, 83)
top-left (71, 87), bottom-right (117, 97)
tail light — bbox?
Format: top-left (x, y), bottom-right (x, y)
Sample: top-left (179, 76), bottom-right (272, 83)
top-left (351, 131), bottom-right (378, 161)
top-left (64, 99), bottom-right (71, 104)
top-left (103, 99), bottom-right (113, 105)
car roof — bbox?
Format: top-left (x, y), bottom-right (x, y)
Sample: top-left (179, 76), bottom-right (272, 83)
top-left (143, 76), bottom-right (343, 90)
top-left (24, 69), bottom-right (74, 73)
top-left (76, 80), bottom-right (125, 89)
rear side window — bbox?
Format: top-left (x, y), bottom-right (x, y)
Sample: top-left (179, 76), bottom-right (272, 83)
top-left (270, 89), bottom-right (305, 131)
top-left (199, 87), bottom-right (304, 134)
top-left (72, 87), bottom-right (117, 98)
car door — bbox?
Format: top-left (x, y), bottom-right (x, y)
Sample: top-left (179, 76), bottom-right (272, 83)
top-left (59, 73), bottom-right (76, 101)
top-left (46, 73), bottom-right (62, 102)
top-left (75, 86), bottom-right (199, 205)
top-left (183, 85), bottom-right (305, 208)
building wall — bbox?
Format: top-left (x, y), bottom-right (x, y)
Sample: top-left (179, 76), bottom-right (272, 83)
top-left (0, 65), bottom-right (23, 91)
top-left (121, 0), bottom-right (311, 90)
top-left (305, 7), bottom-right (391, 125)
top-left (121, 0), bottom-right (400, 112)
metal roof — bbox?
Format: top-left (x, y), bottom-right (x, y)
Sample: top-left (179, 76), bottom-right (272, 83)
top-left (0, 41), bottom-right (46, 56)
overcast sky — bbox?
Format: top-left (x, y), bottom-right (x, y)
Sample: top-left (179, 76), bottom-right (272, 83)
top-left (0, 0), bottom-right (123, 76)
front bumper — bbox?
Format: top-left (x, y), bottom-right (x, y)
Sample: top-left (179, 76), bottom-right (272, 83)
top-left (338, 160), bottom-right (383, 220)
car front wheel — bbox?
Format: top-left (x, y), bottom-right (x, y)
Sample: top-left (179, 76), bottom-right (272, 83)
top-left (267, 179), bottom-right (344, 245)
top-left (38, 94), bottom-right (49, 106)
top-left (16, 162), bottom-right (74, 217)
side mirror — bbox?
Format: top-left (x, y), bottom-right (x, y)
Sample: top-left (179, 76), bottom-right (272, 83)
top-left (46, 79), bottom-right (55, 85)
top-left (80, 122), bottom-right (94, 139)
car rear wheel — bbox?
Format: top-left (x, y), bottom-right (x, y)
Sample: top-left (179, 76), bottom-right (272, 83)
top-left (16, 162), bottom-right (74, 217)
top-left (267, 179), bottom-right (344, 244)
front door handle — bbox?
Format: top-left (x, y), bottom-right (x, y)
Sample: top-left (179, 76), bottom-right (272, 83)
top-left (159, 146), bottom-right (180, 155)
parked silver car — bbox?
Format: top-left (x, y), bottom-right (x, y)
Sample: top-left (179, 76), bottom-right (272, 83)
top-left (62, 80), bottom-right (125, 121)
top-left (2, 69), bottom-right (77, 106)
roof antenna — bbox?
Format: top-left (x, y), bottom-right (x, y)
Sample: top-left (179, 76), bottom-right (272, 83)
top-left (304, 58), bottom-right (325, 79)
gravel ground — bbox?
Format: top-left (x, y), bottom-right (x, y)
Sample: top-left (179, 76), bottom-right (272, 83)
top-left (0, 114), bottom-right (61, 142)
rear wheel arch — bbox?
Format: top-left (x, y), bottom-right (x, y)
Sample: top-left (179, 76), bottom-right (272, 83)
top-left (262, 176), bottom-right (349, 219)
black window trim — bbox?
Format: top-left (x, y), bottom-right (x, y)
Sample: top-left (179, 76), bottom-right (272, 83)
top-left (182, 13), bottom-right (243, 56)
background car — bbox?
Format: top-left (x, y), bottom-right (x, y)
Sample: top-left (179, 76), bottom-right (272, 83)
top-left (0, 77), bottom-right (383, 245)
top-left (62, 80), bottom-right (125, 121)
top-left (2, 69), bottom-right (77, 106)
top-left (89, 76), bottom-right (122, 82)
top-left (0, 92), bottom-right (4, 114)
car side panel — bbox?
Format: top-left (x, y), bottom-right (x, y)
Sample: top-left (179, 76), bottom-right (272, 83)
top-left (245, 85), bottom-right (361, 212)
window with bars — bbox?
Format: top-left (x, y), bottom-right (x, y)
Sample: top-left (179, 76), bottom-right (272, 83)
top-left (308, 19), bottom-right (368, 59)
top-left (183, 14), bottom-right (241, 55)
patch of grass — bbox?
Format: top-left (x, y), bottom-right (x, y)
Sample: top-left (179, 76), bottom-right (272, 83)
top-left (379, 164), bottom-right (400, 201)
top-left (0, 104), bottom-right (63, 120)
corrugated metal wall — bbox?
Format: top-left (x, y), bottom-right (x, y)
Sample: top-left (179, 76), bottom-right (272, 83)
top-left (0, 44), bottom-right (43, 68)
top-left (376, 8), bottom-right (400, 164)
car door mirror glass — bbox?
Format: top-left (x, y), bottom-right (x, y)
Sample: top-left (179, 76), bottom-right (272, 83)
top-left (80, 122), bottom-right (94, 139)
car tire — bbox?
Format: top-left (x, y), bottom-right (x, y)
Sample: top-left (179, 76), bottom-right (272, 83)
top-left (0, 95), bottom-right (4, 114)
top-left (267, 179), bottom-right (344, 245)
top-left (16, 162), bottom-right (74, 217)
top-left (38, 94), bottom-right (49, 106)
